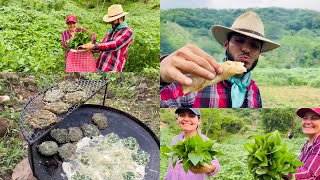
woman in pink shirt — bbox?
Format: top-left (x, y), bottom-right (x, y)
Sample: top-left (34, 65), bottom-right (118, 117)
top-left (61, 15), bottom-right (97, 53)
top-left (164, 108), bottom-right (220, 180)
top-left (289, 108), bottom-right (320, 179)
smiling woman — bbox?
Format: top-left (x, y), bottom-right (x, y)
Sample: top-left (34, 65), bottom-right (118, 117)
top-left (61, 15), bottom-right (98, 72)
top-left (163, 108), bottom-right (220, 180)
top-left (288, 108), bottom-right (320, 179)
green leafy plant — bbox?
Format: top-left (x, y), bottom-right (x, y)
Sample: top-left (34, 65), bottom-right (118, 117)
top-left (67, 30), bottom-right (92, 50)
top-left (162, 131), bottom-right (219, 173)
top-left (243, 130), bottom-right (303, 180)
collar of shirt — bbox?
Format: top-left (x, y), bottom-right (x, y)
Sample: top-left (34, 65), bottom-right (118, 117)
top-left (303, 135), bottom-right (320, 152)
top-left (108, 21), bottom-right (128, 33)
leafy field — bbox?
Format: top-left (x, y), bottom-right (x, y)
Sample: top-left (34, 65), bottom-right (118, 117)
top-left (0, 0), bottom-right (160, 72)
top-left (0, 72), bottom-right (159, 179)
top-left (160, 128), bottom-right (306, 180)
top-left (259, 85), bottom-right (320, 108)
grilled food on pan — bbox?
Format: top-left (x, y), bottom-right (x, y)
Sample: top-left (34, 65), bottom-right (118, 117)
top-left (182, 61), bottom-right (247, 94)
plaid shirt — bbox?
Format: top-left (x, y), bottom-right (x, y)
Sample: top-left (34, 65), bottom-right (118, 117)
top-left (294, 135), bottom-right (320, 179)
top-left (96, 23), bottom-right (133, 72)
top-left (160, 80), bottom-right (262, 108)
top-left (61, 27), bottom-right (97, 50)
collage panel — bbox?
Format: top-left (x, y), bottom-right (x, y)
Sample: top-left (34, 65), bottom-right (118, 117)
top-left (160, 108), bottom-right (320, 179)
top-left (0, 72), bottom-right (160, 179)
top-left (160, 0), bottom-right (320, 108)
top-left (0, 0), bottom-right (159, 72)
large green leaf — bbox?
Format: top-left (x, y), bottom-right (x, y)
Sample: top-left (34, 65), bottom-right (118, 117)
top-left (244, 131), bottom-right (304, 179)
top-left (164, 131), bottom-right (220, 173)
top-left (188, 152), bottom-right (201, 165)
top-left (182, 159), bottom-right (191, 173)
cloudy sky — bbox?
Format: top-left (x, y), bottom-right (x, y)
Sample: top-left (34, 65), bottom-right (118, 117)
top-left (160, 0), bottom-right (320, 11)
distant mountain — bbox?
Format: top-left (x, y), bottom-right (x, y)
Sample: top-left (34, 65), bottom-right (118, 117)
top-left (161, 8), bottom-right (320, 68)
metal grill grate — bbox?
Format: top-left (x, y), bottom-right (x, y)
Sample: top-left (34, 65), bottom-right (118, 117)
top-left (19, 80), bottom-right (108, 145)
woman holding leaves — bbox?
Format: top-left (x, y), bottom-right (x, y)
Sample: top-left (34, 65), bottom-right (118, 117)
top-left (164, 108), bottom-right (220, 180)
top-left (61, 15), bottom-right (97, 52)
top-left (289, 108), bottom-right (320, 179)
top-left (61, 15), bottom-right (97, 72)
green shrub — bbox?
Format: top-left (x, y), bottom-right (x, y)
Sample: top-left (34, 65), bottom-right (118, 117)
top-left (308, 78), bottom-right (320, 88)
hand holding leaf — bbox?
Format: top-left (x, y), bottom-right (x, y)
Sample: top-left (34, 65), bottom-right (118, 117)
top-left (67, 31), bottom-right (93, 50)
top-left (189, 163), bottom-right (215, 174)
top-left (163, 132), bottom-right (220, 173)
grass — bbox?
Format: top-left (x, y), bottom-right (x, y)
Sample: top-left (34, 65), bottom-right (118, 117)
top-left (252, 68), bottom-right (320, 87)
top-left (260, 85), bottom-right (320, 108)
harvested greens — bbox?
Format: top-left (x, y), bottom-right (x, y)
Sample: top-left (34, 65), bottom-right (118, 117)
top-left (163, 131), bottom-right (219, 173)
top-left (243, 130), bottom-right (303, 180)
top-left (67, 31), bottom-right (92, 50)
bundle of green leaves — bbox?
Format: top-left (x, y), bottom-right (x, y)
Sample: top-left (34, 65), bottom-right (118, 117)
top-left (162, 131), bottom-right (219, 173)
top-left (243, 130), bottom-right (303, 180)
top-left (67, 31), bottom-right (92, 50)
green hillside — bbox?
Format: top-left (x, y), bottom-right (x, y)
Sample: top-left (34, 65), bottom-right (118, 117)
top-left (0, 0), bottom-right (160, 72)
top-left (161, 8), bottom-right (320, 69)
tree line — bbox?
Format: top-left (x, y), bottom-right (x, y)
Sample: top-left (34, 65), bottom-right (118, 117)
top-left (161, 8), bottom-right (320, 68)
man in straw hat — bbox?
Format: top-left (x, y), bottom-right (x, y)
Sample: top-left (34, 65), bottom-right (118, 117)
top-left (81, 4), bottom-right (134, 72)
top-left (160, 11), bottom-right (280, 108)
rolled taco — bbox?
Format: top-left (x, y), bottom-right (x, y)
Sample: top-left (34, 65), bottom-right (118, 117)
top-left (182, 61), bottom-right (247, 94)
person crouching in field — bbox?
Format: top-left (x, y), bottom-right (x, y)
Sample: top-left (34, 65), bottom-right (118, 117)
top-left (164, 108), bottom-right (220, 180)
top-left (81, 4), bottom-right (134, 72)
top-left (287, 108), bottom-right (320, 179)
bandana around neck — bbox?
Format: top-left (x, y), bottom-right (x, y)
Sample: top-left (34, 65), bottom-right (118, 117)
top-left (108, 21), bottom-right (128, 33)
top-left (221, 57), bottom-right (252, 108)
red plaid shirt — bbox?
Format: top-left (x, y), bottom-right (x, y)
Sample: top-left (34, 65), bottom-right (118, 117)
top-left (96, 22), bottom-right (133, 72)
top-left (294, 135), bottom-right (320, 179)
top-left (61, 27), bottom-right (97, 50)
top-left (160, 80), bottom-right (262, 108)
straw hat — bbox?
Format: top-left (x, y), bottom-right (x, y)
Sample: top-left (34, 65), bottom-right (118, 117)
top-left (103, 4), bottom-right (128, 23)
top-left (211, 11), bottom-right (280, 53)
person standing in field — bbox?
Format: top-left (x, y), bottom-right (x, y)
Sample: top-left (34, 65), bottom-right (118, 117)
top-left (288, 108), bottom-right (320, 179)
top-left (164, 108), bottom-right (220, 180)
top-left (160, 11), bottom-right (280, 108)
top-left (61, 15), bottom-right (97, 55)
top-left (81, 4), bottom-right (134, 72)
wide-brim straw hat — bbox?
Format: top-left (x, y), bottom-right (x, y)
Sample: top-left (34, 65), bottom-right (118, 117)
top-left (103, 4), bottom-right (129, 23)
top-left (211, 11), bottom-right (280, 53)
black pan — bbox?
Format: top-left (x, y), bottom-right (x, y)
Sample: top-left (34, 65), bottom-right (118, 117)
top-left (29, 104), bottom-right (159, 180)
